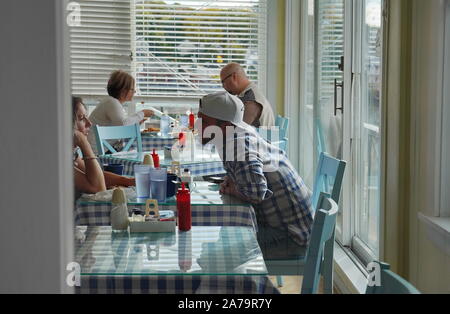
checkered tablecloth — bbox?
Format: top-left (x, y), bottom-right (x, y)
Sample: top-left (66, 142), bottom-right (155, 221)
top-left (135, 134), bottom-right (177, 151)
top-left (75, 202), bottom-right (258, 231)
top-left (76, 275), bottom-right (279, 294)
top-left (98, 155), bottom-right (225, 177)
top-left (74, 226), bottom-right (279, 294)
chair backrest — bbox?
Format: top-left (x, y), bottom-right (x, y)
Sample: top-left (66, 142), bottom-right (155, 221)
top-left (276, 115), bottom-right (289, 140)
top-left (256, 116), bottom-right (289, 152)
top-left (365, 262), bottom-right (421, 294)
top-left (94, 124), bottom-right (142, 155)
top-left (312, 152), bottom-right (346, 211)
top-left (301, 193), bottom-right (338, 294)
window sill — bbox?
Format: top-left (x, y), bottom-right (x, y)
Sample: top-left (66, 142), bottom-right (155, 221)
top-left (333, 243), bottom-right (368, 294)
top-left (417, 213), bottom-right (450, 256)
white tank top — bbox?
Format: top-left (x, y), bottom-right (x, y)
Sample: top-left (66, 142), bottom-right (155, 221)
top-left (238, 82), bottom-right (275, 127)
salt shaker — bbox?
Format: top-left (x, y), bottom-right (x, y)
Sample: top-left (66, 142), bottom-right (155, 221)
top-left (111, 187), bottom-right (129, 231)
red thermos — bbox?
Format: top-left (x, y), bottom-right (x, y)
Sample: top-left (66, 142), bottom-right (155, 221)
top-left (177, 183), bottom-right (191, 231)
top-left (189, 111), bottom-right (195, 130)
top-left (151, 149), bottom-right (160, 168)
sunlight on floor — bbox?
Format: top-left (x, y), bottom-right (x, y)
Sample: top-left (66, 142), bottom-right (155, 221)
top-left (269, 276), bottom-right (330, 294)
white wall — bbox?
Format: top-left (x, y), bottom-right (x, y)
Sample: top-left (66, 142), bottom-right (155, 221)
top-left (0, 0), bottom-right (73, 293)
top-left (410, 0), bottom-right (450, 293)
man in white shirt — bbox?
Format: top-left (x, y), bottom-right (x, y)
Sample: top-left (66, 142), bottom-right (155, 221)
top-left (220, 63), bottom-right (275, 128)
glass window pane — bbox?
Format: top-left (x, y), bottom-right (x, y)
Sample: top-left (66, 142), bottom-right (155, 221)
top-left (354, 0), bottom-right (382, 258)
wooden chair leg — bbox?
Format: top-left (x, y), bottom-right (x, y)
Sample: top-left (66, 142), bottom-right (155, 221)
top-left (276, 276), bottom-right (284, 287)
top-left (322, 239), bottom-right (334, 294)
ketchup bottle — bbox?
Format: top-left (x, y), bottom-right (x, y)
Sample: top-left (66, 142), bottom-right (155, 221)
top-left (189, 110), bottom-right (195, 130)
top-left (151, 149), bottom-right (160, 168)
top-left (177, 182), bottom-right (191, 231)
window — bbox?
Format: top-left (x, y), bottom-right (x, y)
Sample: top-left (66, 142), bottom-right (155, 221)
top-left (351, 0), bottom-right (383, 262)
top-left (299, 0), bottom-right (345, 233)
top-left (69, 0), bottom-right (132, 97)
top-left (133, 0), bottom-right (267, 98)
top-left (298, 0), bottom-right (383, 266)
top-left (69, 0), bottom-right (268, 100)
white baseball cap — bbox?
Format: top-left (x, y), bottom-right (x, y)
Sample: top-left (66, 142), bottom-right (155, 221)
top-left (199, 91), bottom-right (249, 129)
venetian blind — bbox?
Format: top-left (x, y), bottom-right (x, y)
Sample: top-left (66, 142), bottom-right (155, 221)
top-left (133, 0), bottom-right (267, 98)
top-left (317, 0), bottom-right (344, 103)
top-left (70, 0), bottom-right (132, 97)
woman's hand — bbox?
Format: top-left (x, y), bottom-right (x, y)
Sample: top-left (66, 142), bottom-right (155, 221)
top-left (73, 130), bottom-right (89, 148)
top-left (142, 109), bottom-right (154, 118)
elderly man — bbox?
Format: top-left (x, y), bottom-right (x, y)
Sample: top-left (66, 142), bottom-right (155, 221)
top-left (220, 63), bottom-right (275, 128)
top-left (197, 91), bottom-right (313, 259)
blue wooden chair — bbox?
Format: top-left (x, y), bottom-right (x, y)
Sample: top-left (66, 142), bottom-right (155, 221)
top-left (301, 193), bottom-right (339, 294)
top-left (365, 262), bottom-right (421, 294)
top-left (257, 115), bottom-right (290, 152)
top-left (273, 152), bottom-right (346, 292)
top-left (275, 115), bottom-right (289, 141)
top-left (94, 124), bottom-right (143, 156)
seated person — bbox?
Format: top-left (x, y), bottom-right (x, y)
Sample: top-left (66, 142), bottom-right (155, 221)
top-left (73, 97), bottom-right (135, 198)
top-left (220, 63), bottom-right (275, 128)
top-left (196, 92), bottom-right (313, 259)
top-left (87, 70), bottom-right (154, 153)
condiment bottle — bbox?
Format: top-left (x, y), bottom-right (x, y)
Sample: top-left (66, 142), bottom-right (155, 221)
top-left (151, 149), bottom-right (160, 168)
top-left (176, 183), bottom-right (191, 231)
top-left (111, 187), bottom-right (129, 231)
top-left (189, 110), bottom-right (195, 130)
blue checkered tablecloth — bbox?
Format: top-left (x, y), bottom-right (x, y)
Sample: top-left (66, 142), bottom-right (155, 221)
top-left (75, 202), bottom-right (258, 230)
top-left (74, 226), bottom-right (279, 294)
top-left (99, 154), bottom-right (225, 177)
top-left (135, 134), bottom-right (177, 151)
top-left (75, 182), bottom-right (257, 229)
top-left (76, 275), bottom-right (278, 294)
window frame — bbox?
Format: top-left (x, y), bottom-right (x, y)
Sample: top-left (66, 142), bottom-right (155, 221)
top-left (347, 0), bottom-right (385, 266)
top-left (439, 0), bottom-right (450, 218)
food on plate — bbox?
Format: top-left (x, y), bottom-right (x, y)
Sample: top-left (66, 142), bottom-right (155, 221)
top-left (142, 127), bottom-right (160, 133)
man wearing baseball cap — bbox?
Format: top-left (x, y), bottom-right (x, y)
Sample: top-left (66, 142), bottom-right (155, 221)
top-left (197, 91), bottom-right (314, 260)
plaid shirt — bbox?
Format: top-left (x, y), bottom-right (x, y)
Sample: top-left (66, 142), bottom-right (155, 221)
top-left (219, 126), bottom-right (314, 246)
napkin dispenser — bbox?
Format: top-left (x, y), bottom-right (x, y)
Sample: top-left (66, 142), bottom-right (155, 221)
top-left (129, 199), bottom-right (176, 233)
